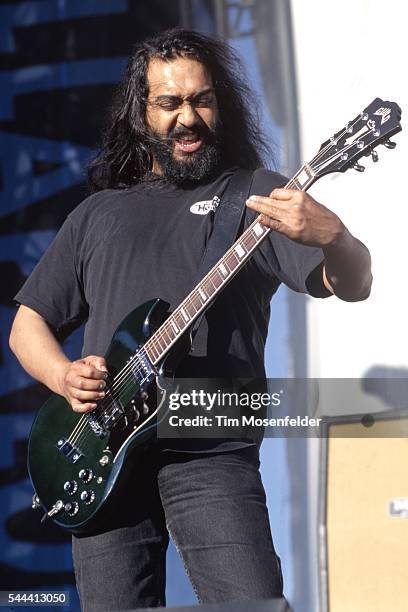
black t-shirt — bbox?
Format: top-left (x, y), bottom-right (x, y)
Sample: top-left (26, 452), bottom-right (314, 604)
top-left (14, 167), bottom-right (329, 452)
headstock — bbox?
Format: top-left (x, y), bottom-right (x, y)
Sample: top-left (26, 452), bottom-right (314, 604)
top-left (310, 98), bottom-right (402, 179)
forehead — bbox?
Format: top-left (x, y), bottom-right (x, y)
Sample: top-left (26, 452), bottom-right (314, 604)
top-left (146, 57), bottom-right (213, 98)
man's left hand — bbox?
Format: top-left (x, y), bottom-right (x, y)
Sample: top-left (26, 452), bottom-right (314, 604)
top-left (246, 189), bottom-right (344, 247)
top-left (247, 187), bottom-right (373, 302)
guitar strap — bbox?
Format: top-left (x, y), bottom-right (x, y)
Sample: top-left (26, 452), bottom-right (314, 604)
top-left (191, 167), bottom-right (254, 347)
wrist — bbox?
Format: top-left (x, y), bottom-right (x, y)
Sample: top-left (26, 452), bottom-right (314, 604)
top-left (52, 359), bottom-right (72, 398)
top-left (323, 220), bottom-right (351, 251)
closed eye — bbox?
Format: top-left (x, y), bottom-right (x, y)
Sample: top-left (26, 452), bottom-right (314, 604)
top-left (149, 89), bottom-right (216, 111)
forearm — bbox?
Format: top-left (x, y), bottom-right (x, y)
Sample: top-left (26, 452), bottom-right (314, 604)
top-left (323, 226), bottom-right (372, 302)
top-left (9, 305), bottom-right (70, 395)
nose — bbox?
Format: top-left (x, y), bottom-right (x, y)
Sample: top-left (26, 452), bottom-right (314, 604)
top-left (177, 101), bottom-right (199, 128)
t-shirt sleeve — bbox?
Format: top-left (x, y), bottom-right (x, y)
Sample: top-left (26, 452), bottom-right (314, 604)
top-left (247, 168), bottom-right (332, 297)
top-left (14, 216), bottom-right (89, 332)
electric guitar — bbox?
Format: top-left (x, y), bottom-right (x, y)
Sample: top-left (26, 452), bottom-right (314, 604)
top-left (28, 98), bottom-right (401, 531)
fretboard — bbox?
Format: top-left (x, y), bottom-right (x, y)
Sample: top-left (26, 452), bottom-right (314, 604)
top-left (143, 163), bottom-right (316, 365)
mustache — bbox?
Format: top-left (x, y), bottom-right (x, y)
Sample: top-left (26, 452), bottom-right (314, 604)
top-left (145, 122), bottom-right (220, 152)
top-left (169, 124), bottom-right (214, 140)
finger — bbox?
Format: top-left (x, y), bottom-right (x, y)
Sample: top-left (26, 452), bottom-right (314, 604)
top-left (72, 361), bottom-right (108, 380)
top-left (73, 375), bottom-right (106, 392)
top-left (70, 387), bottom-right (106, 402)
top-left (84, 355), bottom-right (108, 374)
top-left (246, 196), bottom-right (291, 219)
top-left (269, 188), bottom-right (298, 200)
top-left (71, 401), bottom-right (98, 414)
top-left (259, 214), bottom-right (286, 233)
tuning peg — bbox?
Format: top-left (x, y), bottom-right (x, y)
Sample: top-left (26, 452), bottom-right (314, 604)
top-left (383, 139), bottom-right (396, 149)
top-left (353, 163), bottom-right (365, 172)
top-left (371, 150), bottom-right (379, 162)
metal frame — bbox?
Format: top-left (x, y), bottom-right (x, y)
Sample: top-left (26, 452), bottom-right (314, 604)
top-left (178, 0), bottom-right (256, 39)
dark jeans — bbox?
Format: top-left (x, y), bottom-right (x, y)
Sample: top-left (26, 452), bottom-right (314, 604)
top-left (72, 445), bottom-right (283, 611)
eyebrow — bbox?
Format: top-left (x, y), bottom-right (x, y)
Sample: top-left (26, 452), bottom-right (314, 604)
top-left (151, 88), bottom-right (216, 103)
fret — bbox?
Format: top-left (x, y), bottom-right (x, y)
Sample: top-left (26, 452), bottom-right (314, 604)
top-left (162, 325), bottom-right (174, 345)
top-left (144, 340), bottom-right (153, 359)
top-left (185, 299), bottom-right (197, 317)
top-left (226, 251), bottom-right (239, 270)
top-left (207, 269), bottom-right (223, 290)
top-left (292, 163), bottom-right (314, 190)
top-left (162, 320), bottom-right (179, 345)
top-left (201, 287), bottom-right (212, 307)
top-left (170, 320), bottom-right (179, 334)
top-left (205, 270), bottom-right (222, 293)
top-left (244, 231), bottom-right (257, 250)
top-left (188, 294), bottom-right (199, 312)
top-left (190, 294), bottom-right (202, 313)
top-left (156, 330), bottom-right (169, 352)
top-left (145, 343), bottom-right (159, 364)
top-left (173, 311), bottom-right (186, 331)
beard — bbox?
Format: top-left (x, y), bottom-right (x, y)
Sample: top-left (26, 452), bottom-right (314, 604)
top-left (146, 122), bottom-right (222, 186)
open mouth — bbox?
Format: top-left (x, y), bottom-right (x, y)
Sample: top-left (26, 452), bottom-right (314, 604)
top-left (174, 135), bottom-right (203, 153)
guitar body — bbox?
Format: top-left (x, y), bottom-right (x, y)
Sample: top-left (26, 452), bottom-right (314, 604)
top-left (28, 298), bottom-right (190, 532)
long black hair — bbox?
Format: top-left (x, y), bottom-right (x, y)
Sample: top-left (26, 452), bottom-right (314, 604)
top-left (88, 28), bottom-right (272, 191)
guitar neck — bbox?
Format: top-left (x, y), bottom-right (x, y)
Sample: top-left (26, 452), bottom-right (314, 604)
top-left (143, 163), bottom-right (317, 366)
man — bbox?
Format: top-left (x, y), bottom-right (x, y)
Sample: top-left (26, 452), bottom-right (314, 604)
top-left (9, 28), bottom-right (372, 610)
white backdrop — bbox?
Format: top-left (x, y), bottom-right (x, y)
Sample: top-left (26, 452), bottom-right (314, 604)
top-left (291, 0), bottom-right (407, 378)
top-left (289, 2), bottom-right (407, 609)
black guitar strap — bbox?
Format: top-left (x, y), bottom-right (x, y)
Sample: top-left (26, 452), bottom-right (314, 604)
top-left (191, 167), bottom-right (254, 347)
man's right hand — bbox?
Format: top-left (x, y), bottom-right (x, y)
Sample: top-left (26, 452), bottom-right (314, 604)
top-left (58, 355), bottom-right (108, 413)
top-left (9, 307), bottom-right (109, 413)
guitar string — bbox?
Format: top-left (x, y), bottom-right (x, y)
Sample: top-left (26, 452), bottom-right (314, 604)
top-left (73, 111), bottom-right (365, 425)
top-left (68, 219), bottom-right (274, 449)
top-left (67, 286), bottom-right (214, 446)
top-left (140, 115), bottom-right (373, 361)
top-left (68, 169), bottom-right (320, 450)
top-left (68, 118), bottom-right (366, 450)
top-left (68, 115), bottom-right (367, 449)
top-left (67, 114), bottom-right (368, 448)
top-left (89, 113), bottom-right (367, 404)
top-left (68, 210), bottom-right (282, 449)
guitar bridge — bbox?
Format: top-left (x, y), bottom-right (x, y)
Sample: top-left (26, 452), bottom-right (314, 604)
top-left (56, 438), bottom-right (83, 463)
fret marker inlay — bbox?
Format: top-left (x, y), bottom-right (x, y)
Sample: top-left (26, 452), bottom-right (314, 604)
top-left (234, 244), bottom-right (246, 258)
top-left (199, 288), bottom-right (207, 301)
top-left (253, 223), bottom-right (264, 237)
top-left (219, 263), bottom-right (228, 277)
top-left (180, 308), bottom-right (189, 322)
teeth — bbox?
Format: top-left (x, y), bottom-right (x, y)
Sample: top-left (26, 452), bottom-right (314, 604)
top-left (178, 139), bottom-right (200, 149)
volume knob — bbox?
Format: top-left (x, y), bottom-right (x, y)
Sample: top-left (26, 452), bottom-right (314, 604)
top-left (78, 468), bottom-right (93, 483)
top-left (64, 501), bottom-right (79, 516)
top-left (63, 480), bottom-right (78, 495)
top-left (80, 490), bottom-right (95, 505)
